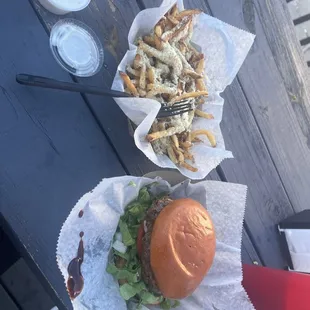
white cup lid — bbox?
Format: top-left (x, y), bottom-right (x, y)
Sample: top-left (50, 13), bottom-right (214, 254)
top-left (49, 0), bottom-right (91, 12)
top-left (50, 19), bottom-right (104, 77)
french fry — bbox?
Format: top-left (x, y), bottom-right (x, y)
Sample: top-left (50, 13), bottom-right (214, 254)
top-left (170, 17), bottom-right (192, 43)
top-left (167, 145), bottom-right (178, 164)
top-left (195, 109), bottom-right (214, 119)
top-left (186, 131), bottom-right (192, 143)
top-left (126, 65), bottom-right (140, 78)
top-left (139, 64), bottom-right (146, 90)
top-left (180, 161), bottom-right (198, 172)
top-left (155, 22), bottom-right (163, 37)
top-left (165, 18), bottom-right (174, 31)
top-left (167, 14), bottom-right (179, 26)
top-left (147, 67), bottom-right (155, 83)
top-left (170, 3), bottom-right (179, 17)
top-left (183, 150), bottom-right (194, 161)
top-left (180, 141), bottom-right (192, 148)
top-left (138, 89), bottom-right (147, 97)
top-left (156, 61), bottom-right (170, 75)
top-left (188, 44), bottom-right (204, 62)
top-left (119, 71), bottom-right (138, 97)
top-left (196, 58), bottom-right (205, 75)
top-left (172, 90), bottom-right (209, 102)
top-left (191, 129), bottom-right (216, 147)
top-left (171, 135), bottom-right (179, 149)
top-left (146, 84), bottom-right (177, 98)
top-left (143, 35), bottom-right (155, 47)
top-left (179, 41), bottom-right (188, 55)
top-left (196, 78), bottom-right (206, 91)
top-left (176, 9), bottom-right (201, 20)
top-left (146, 127), bottom-right (178, 142)
top-left (154, 34), bottom-right (164, 51)
top-left (183, 68), bottom-right (203, 79)
top-left (134, 54), bottom-right (142, 69)
top-left (175, 148), bottom-right (184, 162)
top-left (147, 83), bottom-right (154, 91)
top-left (138, 40), bottom-right (182, 77)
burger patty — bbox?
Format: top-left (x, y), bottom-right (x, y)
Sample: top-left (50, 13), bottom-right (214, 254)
top-left (141, 196), bottom-right (173, 294)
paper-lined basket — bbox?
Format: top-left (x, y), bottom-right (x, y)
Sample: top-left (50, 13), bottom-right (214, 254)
top-left (111, 0), bottom-right (255, 179)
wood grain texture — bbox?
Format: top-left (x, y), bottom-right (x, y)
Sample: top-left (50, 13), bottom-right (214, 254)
top-left (205, 0), bottom-right (310, 214)
top-left (140, 0), bottom-right (292, 268)
top-left (0, 0), bottom-right (126, 308)
top-left (30, 0), bottom-right (160, 177)
top-left (242, 229), bottom-right (262, 265)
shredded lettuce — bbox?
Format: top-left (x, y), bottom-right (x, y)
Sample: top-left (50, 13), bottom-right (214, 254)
top-left (140, 291), bottom-right (164, 305)
top-left (114, 250), bottom-right (129, 260)
top-left (107, 184), bottom-right (181, 309)
top-left (160, 299), bottom-right (181, 309)
top-left (106, 263), bottom-right (139, 283)
top-left (128, 181), bottom-right (137, 187)
top-left (138, 187), bottom-right (151, 203)
top-left (119, 283), bottom-right (140, 300)
top-left (119, 219), bottom-right (135, 246)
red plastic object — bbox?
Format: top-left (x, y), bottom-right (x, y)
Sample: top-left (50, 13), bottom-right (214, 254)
top-left (242, 264), bottom-right (310, 310)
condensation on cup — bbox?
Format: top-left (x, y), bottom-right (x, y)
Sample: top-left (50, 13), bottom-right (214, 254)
top-left (38, 0), bottom-right (91, 15)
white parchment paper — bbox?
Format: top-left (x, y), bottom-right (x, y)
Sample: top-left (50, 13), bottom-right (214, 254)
top-left (57, 176), bottom-right (254, 310)
top-left (111, 0), bottom-right (255, 180)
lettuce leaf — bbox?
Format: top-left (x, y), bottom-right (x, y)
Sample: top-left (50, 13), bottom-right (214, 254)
top-left (138, 187), bottom-right (151, 203)
top-left (119, 283), bottom-right (139, 300)
top-left (140, 291), bottom-right (163, 305)
top-left (119, 219), bottom-right (135, 246)
top-left (109, 185), bottom-right (180, 308)
top-left (160, 299), bottom-right (181, 309)
top-left (119, 282), bottom-right (147, 300)
top-left (106, 263), bottom-right (139, 283)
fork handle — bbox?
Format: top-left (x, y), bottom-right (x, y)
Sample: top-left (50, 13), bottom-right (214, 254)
top-left (16, 74), bottom-right (131, 98)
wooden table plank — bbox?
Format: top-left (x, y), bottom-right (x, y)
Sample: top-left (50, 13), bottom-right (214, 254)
top-left (140, 0), bottom-right (293, 268)
top-left (0, 0), bottom-right (126, 308)
top-left (205, 0), bottom-right (310, 213)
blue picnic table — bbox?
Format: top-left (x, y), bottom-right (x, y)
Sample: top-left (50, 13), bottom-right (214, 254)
top-left (1, 0), bottom-right (310, 309)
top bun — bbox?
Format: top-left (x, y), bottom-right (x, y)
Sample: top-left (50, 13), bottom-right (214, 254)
top-left (150, 198), bottom-right (216, 299)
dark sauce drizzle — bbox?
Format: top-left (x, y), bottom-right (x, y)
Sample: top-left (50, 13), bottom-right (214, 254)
top-left (66, 231), bottom-right (84, 299)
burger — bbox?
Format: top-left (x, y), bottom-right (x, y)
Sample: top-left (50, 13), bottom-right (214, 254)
top-left (107, 185), bottom-right (216, 309)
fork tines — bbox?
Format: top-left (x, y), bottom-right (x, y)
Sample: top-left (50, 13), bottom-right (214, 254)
top-left (157, 100), bottom-right (193, 118)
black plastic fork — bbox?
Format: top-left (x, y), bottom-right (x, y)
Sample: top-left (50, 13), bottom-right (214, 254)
top-left (16, 74), bottom-right (193, 118)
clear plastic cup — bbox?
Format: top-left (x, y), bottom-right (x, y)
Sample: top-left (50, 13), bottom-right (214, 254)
top-left (50, 19), bottom-right (104, 77)
top-left (38, 0), bottom-right (91, 15)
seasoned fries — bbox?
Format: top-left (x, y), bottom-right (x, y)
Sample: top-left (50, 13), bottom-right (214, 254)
top-left (119, 5), bottom-right (216, 173)
top-left (120, 71), bottom-right (138, 97)
top-left (195, 109), bottom-right (214, 119)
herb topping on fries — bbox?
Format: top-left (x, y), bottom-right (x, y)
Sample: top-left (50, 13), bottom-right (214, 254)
top-left (120, 4), bottom-right (216, 172)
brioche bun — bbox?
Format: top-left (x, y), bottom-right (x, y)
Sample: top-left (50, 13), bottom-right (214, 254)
top-left (150, 198), bottom-right (215, 299)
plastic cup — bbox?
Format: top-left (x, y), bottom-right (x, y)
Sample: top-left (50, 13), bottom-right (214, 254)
top-left (50, 19), bottom-right (104, 77)
top-left (38, 0), bottom-right (91, 15)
